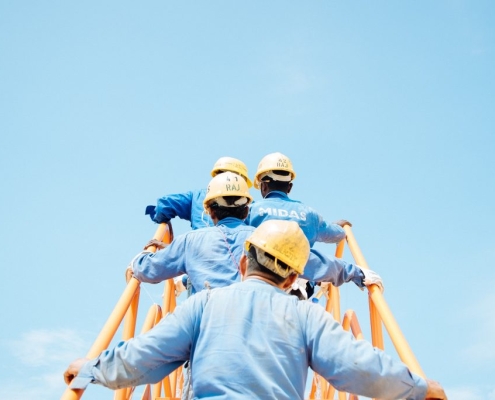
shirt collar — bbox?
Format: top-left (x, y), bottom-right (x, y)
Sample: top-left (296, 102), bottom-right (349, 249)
top-left (216, 217), bottom-right (247, 228)
top-left (264, 191), bottom-right (289, 200)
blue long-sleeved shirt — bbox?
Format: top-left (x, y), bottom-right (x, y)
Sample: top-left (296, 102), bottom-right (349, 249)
top-left (132, 217), bottom-right (255, 293)
top-left (247, 191), bottom-right (345, 247)
top-left (70, 279), bottom-right (427, 400)
top-left (131, 217), bottom-right (364, 293)
top-left (148, 188), bottom-right (213, 229)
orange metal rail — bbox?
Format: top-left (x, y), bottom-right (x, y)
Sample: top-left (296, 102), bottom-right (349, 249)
top-left (60, 223), bottom-right (174, 400)
top-left (308, 225), bottom-right (425, 399)
top-left (343, 225), bottom-right (425, 378)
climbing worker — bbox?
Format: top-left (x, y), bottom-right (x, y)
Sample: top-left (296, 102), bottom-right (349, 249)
top-left (145, 156), bottom-right (253, 230)
top-left (133, 171), bottom-right (254, 294)
top-left (246, 152), bottom-right (363, 298)
top-left (247, 151), bottom-right (348, 247)
top-left (65, 220), bottom-right (447, 400)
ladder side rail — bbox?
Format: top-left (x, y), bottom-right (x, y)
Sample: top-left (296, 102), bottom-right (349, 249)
top-left (116, 223), bottom-right (172, 400)
top-left (61, 224), bottom-right (171, 400)
top-left (114, 287), bottom-right (142, 400)
top-left (343, 225), bottom-right (425, 378)
top-left (309, 240), bottom-right (345, 400)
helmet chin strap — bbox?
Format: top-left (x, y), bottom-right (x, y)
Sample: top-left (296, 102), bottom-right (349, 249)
top-left (201, 210), bottom-right (212, 227)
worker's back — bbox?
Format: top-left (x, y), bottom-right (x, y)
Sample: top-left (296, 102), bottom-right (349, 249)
top-left (191, 279), bottom-right (310, 399)
top-left (189, 279), bottom-right (422, 400)
top-left (247, 191), bottom-right (345, 247)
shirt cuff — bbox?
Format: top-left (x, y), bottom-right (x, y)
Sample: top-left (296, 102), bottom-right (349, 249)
top-left (69, 358), bottom-right (97, 390)
top-left (410, 372), bottom-right (428, 400)
top-left (351, 267), bottom-right (366, 287)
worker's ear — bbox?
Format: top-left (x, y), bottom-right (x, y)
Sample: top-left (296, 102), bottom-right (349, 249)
top-left (239, 254), bottom-right (247, 280)
top-left (208, 208), bottom-right (219, 225)
top-left (240, 205), bottom-right (249, 220)
top-left (287, 182), bottom-right (293, 194)
top-left (282, 273), bottom-right (298, 290)
top-left (260, 182), bottom-right (269, 198)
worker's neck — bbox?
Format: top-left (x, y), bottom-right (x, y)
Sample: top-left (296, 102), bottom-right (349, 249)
top-left (263, 189), bottom-right (288, 198)
top-left (243, 274), bottom-right (287, 290)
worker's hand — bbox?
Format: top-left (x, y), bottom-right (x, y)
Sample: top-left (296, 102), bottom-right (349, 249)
top-left (287, 278), bottom-right (309, 300)
top-left (318, 281), bottom-right (331, 289)
top-left (174, 275), bottom-right (187, 295)
top-left (360, 268), bottom-right (384, 293)
top-left (334, 219), bottom-right (352, 228)
top-left (425, 378), bottom-right (448, 399)
top-left (63, 357), bottom-right (90, 385)
top-left (125, 250), bottom-right (153, 282)
top-left (143, 239), bottom-right (168, 251)
top-left (125, 266), bottom-right (134, 282)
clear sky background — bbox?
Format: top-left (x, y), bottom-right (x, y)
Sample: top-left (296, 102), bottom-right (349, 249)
top-left (1, 1), bottom-right (494, 399)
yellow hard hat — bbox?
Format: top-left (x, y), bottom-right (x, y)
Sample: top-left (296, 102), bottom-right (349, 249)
top-left (253, 152), bottom-right (296, 189)
top-left (211, 157), bottom-right (253, 188)
top-left (203, 171), bottom-right (253, 212)
top-left (245, 220), bottom-right (310, 276)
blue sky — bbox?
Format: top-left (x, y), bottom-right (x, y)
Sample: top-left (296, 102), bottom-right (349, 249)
top-left (0, 1), bottom-right (494, 399)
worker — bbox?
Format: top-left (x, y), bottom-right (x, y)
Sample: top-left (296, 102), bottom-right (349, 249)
top-left (246, 152), bottom-right (361, 298)
top-left (145, 156), bottom-right (253, 230)
top-left (247, 152), bottom-right (348, 247)
top-left (65, 220), bottom-right (447, 400)
top-left (134, 171), bottom-right (254, 294)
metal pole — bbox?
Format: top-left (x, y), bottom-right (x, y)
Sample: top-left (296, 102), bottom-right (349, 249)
top-left (343, 225), bottom-right (425, 377)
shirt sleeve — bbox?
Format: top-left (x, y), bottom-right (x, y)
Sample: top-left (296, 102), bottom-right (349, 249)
top-left (301, 248), bottom-right (364, 287)
top-left (314, 214), bottom-right (346, 244)
top-left (302, 303), bottom-right (428, 400)
top-left (132, 235), bottom-right (188, 283)
top-left (70, 294), bottom-right (206, 390)
top-left (153, 191), bottom-right (194, 223)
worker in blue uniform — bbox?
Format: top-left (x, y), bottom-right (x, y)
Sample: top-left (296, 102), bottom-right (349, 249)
top-left (247, 152), bottom-right (348, 247)
top-left (65, 220), bottom-right (447, 400)
top-left (246, 152), bottom-right (359, 298)
top-left (135, 171), bottom-right (254, 294)
top-left (145, 156), bottom-right (253, 230)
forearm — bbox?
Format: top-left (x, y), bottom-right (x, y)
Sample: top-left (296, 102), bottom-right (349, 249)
top-left (70, 304), bottom-right (199, 390)
top-left (154, 192), bottom-right (193, 223)
top-left (330, 352), bottom-right (428, 400)
top-left (69, 341), bottom-right (183, 390)
top-left (131, 251), bottom-right (179, 283)
top-left (317, 224), bottom-right (346, 244)
top-left (307, 306), bottom-right (428, 400)
top-left (301, 249), bottom-right (363, 287)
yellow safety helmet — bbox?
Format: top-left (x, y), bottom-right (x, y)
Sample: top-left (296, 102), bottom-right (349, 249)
top-left (245, 220), bottom-right (310, 276)
top-left (203, 171), bottom-right (253, 213)
top-left (253, 152), bottom-right (296, 189)
top-left (211, 157), bottom-right (253, 188)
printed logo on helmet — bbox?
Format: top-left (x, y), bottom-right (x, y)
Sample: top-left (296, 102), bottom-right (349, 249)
top-left (276, 158), bottom-right (289, 168)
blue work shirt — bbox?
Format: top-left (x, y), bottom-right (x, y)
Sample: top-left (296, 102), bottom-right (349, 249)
top-left (131, 216), bottom-right (364, 293)
top-left (132, 217), bottom-right (254, 293)
top-left (247, 191), bottom-right (345, 247)
top-left (149, 188), bottom-right (213, 229)
top-left (71, 279), bottom-right (427, 400)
